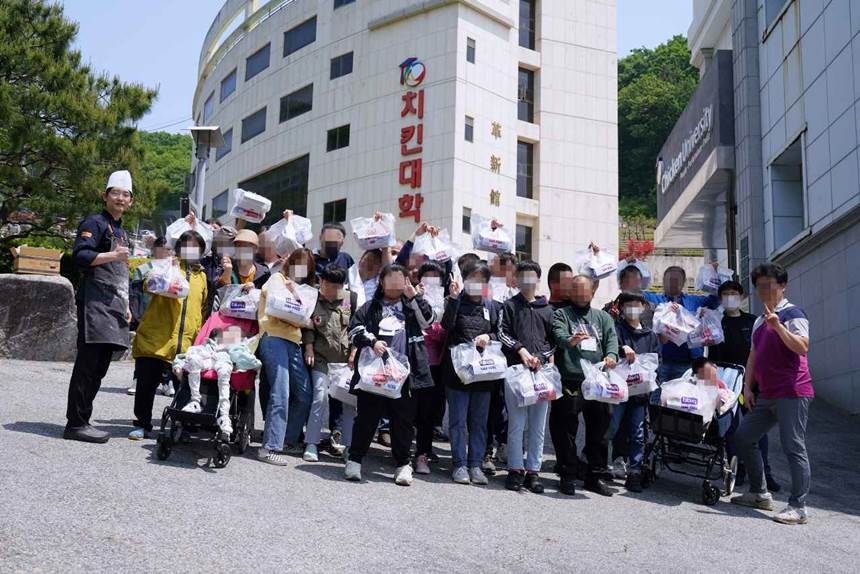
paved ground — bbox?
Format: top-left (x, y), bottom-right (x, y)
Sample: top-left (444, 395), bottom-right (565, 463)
top-left (1, 358), bottom-right (859, 573)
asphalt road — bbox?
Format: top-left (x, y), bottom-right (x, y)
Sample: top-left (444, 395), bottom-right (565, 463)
top-left (1, 358), bottom-right (859, 573)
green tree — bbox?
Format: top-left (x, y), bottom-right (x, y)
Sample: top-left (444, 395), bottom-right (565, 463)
top-left (138, 131), bottom-right (193, 233)
top-left (0, 0), bottom-right (156, 270)
top-left (618, 35), bottom-right (700, 218)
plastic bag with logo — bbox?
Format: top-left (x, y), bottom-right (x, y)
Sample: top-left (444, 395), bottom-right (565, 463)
top-left (653, 302), bottom-right (701, 346)
top-left (470, 213), bottom-right (513, 254)
top-left (612, 352), bottom-right (658, 397)
top-left (327, 362), bottom-right (357, 408)
top-left (351, 213), bottom-right (396, 251)
top-left (413, 228), bottom-right (458, 262)
top-left (230, 188), bottom-right (272, 224)
top-left (145, 259), bottom-right (190, 299)
top-left (580, 359), bottom-right (629, 404)
top-left (218, 285), bottom-right (261, 320)
top-left (356, 347), bottom-right (411, 399)
top-left (165, 218), bottom-right (214, 253)
top-left (659, 376), bottom-right (720, 422)
top-left (268, 214), bottom-right (313, 257)
top-left (688, 307), bottom-right (725, 348)
top-left (695, 264), bottom-right (734, 294)
top-left (451, 341), bottom-right (508, 384)
top-left (264, 282), bottom-right (318, 327)
top-left (506, 363), bottom-right (563, 407)
top-left (578, 247), bottom-right (618, 280)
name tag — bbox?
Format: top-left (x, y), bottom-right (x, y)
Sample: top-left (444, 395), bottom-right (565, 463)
top-left (580, 338), bottom-right (598, 352)
top-left (483, 308), bottom-right (490, 321)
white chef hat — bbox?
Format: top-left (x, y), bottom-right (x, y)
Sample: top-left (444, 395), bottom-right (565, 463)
top-left (105, 170), bottom-right (133, 194)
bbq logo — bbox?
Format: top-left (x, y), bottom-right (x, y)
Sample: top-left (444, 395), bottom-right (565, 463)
top-left (400, 57), bottom-right (426, 87)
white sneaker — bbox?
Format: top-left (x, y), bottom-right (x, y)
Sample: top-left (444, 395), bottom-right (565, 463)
top-left (182, 400), bottom-right (202, 414)
top-left (303, 444), bottom-right (319, 462)
top-left (414, 454), bottom-right (431, 475)
top-left (469, 467), bottom-right (489, 485)
top-left (773, 504), bottom-right (808, 525)
top-left (257, 448), bottom-right (289, 466)
top-left (452, 466), bottom-right (470, 484)
top-left (731, 491), bottom-right (775, 511)
top-left (345, 460), bottom-right (362, 481)
top-left (165, 381), bottom-right (175, 397)
top-left (217, 414), bottom-right (233, 436)
top-left (126, 385), bottom-right (136, 395)
top-left (394, 464), bottom-right (413, 486)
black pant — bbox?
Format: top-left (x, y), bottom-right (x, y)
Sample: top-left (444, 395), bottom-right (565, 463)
top-left (349, 389), bottom-right (416, 467)
top-left (257, 349), bottom-right (270, 420)
top-left (132, 357), bottom-right (172, 431)
top-left (430, 365), bottom-right (447, 427)
top-left (549, 391), bottom-right (610, 480)
top-left (66, 343), bottom-right (115, 428)
top-left (414, 385), bottom-right (442, 456)
top-left (485, 383), bottom-right (507, 449)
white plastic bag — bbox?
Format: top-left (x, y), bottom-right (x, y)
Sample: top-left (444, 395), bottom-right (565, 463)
top-left (356, 347), bottom-right (410, 399)
top-left (470, 214), bottom-right (513, 254)
top-left (413, 228), bottom-right (458, 262)
top-left (615, 260), bottom-right (652, 290)
top-left (268, 214), bottom-right (313, 257)
top-left (327, 362), bottom-right (357, 408)
top-left (576, 246), bottom-right (617, 280)
top-left (165, 218), bottom-right (214, 253)
top-left (351, 213), bottom-right (395, 250)
top-left (612, 353), bottom-right (658, 397)
top-left (506, 363), bottom-right (563, 407)
top-left (489, 276), bottom-right (517, 303)
top-left (264, 282), bottom-right (318, 327)
top-left (420, 277), bottom-right (445, 319)
top-left (145, 259), bottom-right (189, 299)
top-left (688, 307), bottom-right (725, 348)
top-left (580, 359), bottom-right (629, 404)
top-left (695, 264), bottom-right (734, 294)
top-left (451, 341), bottom-right (507, 384)
top-left (660, 377), bottom-right (720, 422)
top-left (230, 188), bottom-right (272, 223)
top-left (219, 285), bottom-right (261, 320)
top-left (653, 303), bottom-right (700, 346)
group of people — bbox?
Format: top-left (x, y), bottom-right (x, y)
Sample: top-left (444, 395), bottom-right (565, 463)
top-left (62, 171), bottom-right (814, 526)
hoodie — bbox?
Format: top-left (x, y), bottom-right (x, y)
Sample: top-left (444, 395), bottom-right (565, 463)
top-left (498, 293), bottom-right (555, 366)
top-left (614, 319), bottom-right (659, 356)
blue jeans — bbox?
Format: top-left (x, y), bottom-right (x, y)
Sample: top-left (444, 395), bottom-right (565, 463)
top-left (447, 387), bottom-right (491, 468)
top-left (608, 399), bottom-right (646, 471)
top-left (503, 383), bottom-right (549, 472)
top-left (260, 335), bottom-right (311, 451)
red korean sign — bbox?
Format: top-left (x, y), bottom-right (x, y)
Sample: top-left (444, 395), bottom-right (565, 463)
top-left (398, 57), bottom-right (426, 223)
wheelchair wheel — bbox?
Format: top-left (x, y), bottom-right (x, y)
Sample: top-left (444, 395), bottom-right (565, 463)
top-left (235, 416), bottom-right (250, 454)
top-left (214, 442), bottom-right (231, 468)
top-left (702, 481), bottom-right (720, 506)
top-left (723, 455), bottom-right (738, 496)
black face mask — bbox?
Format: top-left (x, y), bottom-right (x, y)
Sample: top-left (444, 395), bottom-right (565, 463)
top-left (323, 242), bottom-right (340, 259)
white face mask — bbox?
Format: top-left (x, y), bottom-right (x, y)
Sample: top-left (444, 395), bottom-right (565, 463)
top-left (519, 275), bottom-right (539, 286)
top-left (235, 248), bottom-right (254, 262)
top-left (465, 281), bottom-right (484, 297)
top-left (289, 264), bottom-right (308, 280)
top-left (180, 246), bottom-right (200, 261)
top-left (421, 277), bottom-right (441, 287)
top-left (722, 295), bottom-right (741, 311)
top-left (624, 306), bottom-right (643, 319)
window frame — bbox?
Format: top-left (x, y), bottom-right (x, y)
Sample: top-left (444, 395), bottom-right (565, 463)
top-left (465, 115), bottom-right (474, 142)
top-left (245, 43), bottom-right (271, 81)
top-left (220, 68), bottom-right (237, 102)
top-left (466, 37), bottom-right (476, 64)
top-left (323, 198), bottom-right (348, 223)
top-left (330, 51), bottom-right (354, 80)
top-left (279, 84), bottom-right (314, 123)
top-left (326, 124), bottom-right (350, 152)
top-left (216, 128), bottom-right (233, 161)
top-left (241, 107), bottom-right (267, 143)
top-left (283, 16), bottom-right (317, 58)
top-left (517, 140), bottom-right (535, 199)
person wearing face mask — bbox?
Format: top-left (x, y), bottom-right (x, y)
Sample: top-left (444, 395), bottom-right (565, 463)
top-left (551, 274), bottom-right (619, 497)
top-left (708, 280), bottom-right (781, 494)
top-left (314, 222), bottom-right (355, 277)
top-left (344, 264), bottom-right (435, 485)
top-left (217, 229), bottom-right (270, 290)
top-left (128, 231), bottom-right (208, 441)
top-left (603, 263), bottom-right (655, 328)
top-left (608, 291), bottom-right (659, 493)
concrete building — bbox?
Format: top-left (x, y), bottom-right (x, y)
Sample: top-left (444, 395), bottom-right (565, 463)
top-left (657, 0), bottom-right (860, 413)
top-left (192, 0), bottom-right (619, 299)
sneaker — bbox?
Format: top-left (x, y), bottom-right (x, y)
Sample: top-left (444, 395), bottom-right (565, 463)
top-left (559, 476), bottom-right (577, 496)
top-left (63, 425), bottom-right (110, 444)
top-left (284, 443), bottom-right (304, 456)
top-left (452, 466), bottom-right (470, 484)
top-left (610, 457), bottom-right (628, 480)
top-left (257, 448), bottom-right (289, 466)
top-left (584, 477), bottom-right (614, 497)
top-left (158, 382), bottom-right (174, 397)
top-left (345, 460), bottom-right (362, 481)
top-left (128, 427), bottom-right (151, 440)
top-left (481, 454), bottom-right (497, 476)
top-left (377, 431), bottom-right (392, 448)
top-left (524, 472), bottom-right (545, 494)
top-left (394, 465), bottom-right (414, 486)
top-left (469, 467), bottom-right (489, 485)
top-left (327, 431), bottom-right (346, 456)
top-left (126, 385), bottom-right (136, 395)
top-left (182, 400), bottom-right (202, 414)
top-left (730, 491), bottom-right (775, 511)
top-left (414, 454), bottom-right (431, 475)
top-left (766, 474), bottom-right (782, 493)
top-left (495, 443), bottom-right (508, 464)
top-left (505, 470), bottom-right (525, 491)
top-left (625, 472), bottom-right (643, 493)
top-left (303, 444), bottom-right (319, 462)
top-left (773, 504), bottom-right (808, 525)
top-left (216, 414), bottom-right (233, 437)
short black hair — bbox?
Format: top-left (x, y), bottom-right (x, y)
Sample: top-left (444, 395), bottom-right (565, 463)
top-left (516, 260), bottom-right (541, 278)
top-left (321, 222), bottom-right (347, 237)
top-left (496, 252), bottom-right (518, 266)
top-left (692, 356), bottom-right (715, 373)
top-left (548, 262), bottom-right (573, 285)
top-left (619, 264), bottom-right (642, 283)
top-left (462, 262), bottom-right (491, 283)
top-left (751, 263), bottom-right (788, 286)
top-left (417, 260), bottom-right (444, 280)
top-left (457, 252), bottom-right (481, 273)
top-left (617, 290), bottom-right (647, 306)
top-left (175, 230), bottom-right (206, 255)
top-left (717, 280), bottom-right (744, 296)
top-left (153, 236), bottom-right (167, 249)
top-left (320, 264), bottom-right (347, 285)
top-left (664, 265), bottom-right (686, 280)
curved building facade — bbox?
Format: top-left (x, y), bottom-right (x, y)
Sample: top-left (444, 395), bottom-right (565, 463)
top-left (192, 0), bottom-right (618, 296)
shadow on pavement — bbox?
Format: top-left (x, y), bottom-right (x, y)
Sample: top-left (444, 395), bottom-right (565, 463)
top-left (3, 421), bottom-right (130, 439)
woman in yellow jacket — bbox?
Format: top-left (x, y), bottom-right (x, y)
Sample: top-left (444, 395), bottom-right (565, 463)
top-left (129, 230), bottom-right (208, 440)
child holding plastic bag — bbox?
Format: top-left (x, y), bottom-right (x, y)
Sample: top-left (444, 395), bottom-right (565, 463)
top-left (498, 260), bottom-right (556, 493)
top-left (345, 264), bottom-right (435, 485)
top-left (609, 291), bottom-right (660, 492)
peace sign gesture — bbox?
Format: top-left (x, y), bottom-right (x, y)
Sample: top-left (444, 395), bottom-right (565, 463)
top-left (764, 304), bottom-right (781, 330)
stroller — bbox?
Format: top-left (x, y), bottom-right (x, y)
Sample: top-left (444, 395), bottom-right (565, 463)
top-left (642, 362), bottom-right (744, 505)
top-left (155, 311), bottom-right (259, 468)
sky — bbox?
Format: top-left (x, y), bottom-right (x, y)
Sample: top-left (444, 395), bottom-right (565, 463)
top-left (59, 0), bottom-right (693, 134)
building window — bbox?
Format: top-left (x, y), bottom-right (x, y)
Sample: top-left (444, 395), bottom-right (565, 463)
top-left (212, 190), bottom-right (229, 219)
top-left (245, 43), bottom-right (271, 81)
top-left (220, 68), bottom-right (237, 102)
top-left (239, 154), bottom-right (310, 227)
top-left (326, 124), bottom-right (350, 151)
top-left (516, 223), bottom-right (533, 261)
top-left (519, 0), bottom-right (536, 50)
top-left (203, 92), bottom-right (215, 124)
top-left (241, 107), bottom-right (267, 143)
top-left (764, 0), bottom-right (790, 29)
top-left (284, 16), bottom-right (317, 58)
top-left (280, 84), bottom-right (313, 123)
top-left (517, 141), bottom-right (534, 198)
top-left (769, 135), bottom-right (805, 251)
top-left (216, 128), bottom-right (232, 161)
top-left (330, 52), bottom-right (354, 80)
top-left (465, 116), bottom-right (474, 142)
top-left (518, 67), bottom-right (535, 123)
top-left (462, 207), bottom-right (472, 233)
top-left (323, 198), bottom-right (347, 223)
top-left (333, 0), bottom-right (355, 9)
top-left (466, 37), bottom-right (476, 63)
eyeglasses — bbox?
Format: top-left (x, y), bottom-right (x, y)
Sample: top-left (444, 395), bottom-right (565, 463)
top-left (107, 190), bottom-right (132, 199)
